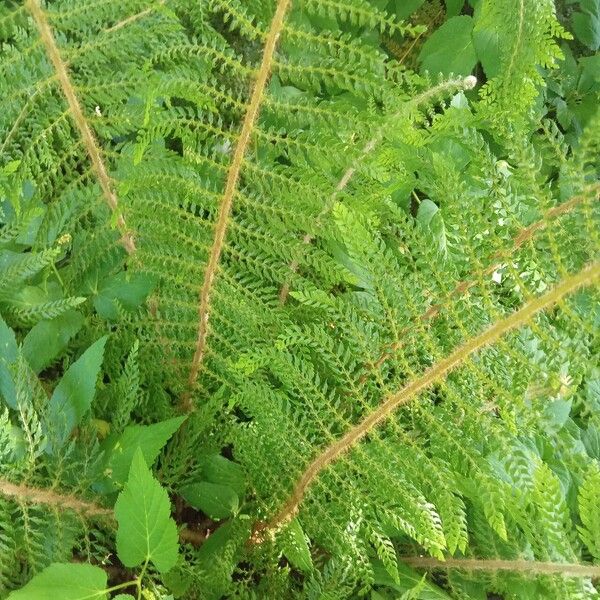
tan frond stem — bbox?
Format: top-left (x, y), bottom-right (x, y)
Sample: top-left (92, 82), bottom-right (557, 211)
top-left (25, 0), bottom-right (135, 254)
top-left (278, 75), bottom-right (478, 304)
top-left (0, 478), bottom-right (215, 547)
top-left (402, 556), bottom-right (600, 577)
top-left (252, 261), bottom-right (600, 540)
top-left (184, 0), bottom-right (292, 405)
top-left (0, 478), bottom-right (112, 518)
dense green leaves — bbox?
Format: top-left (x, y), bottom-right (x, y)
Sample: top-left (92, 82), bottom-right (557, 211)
top-left (570, 0), bottom-right (600, 50)
top-left (115, 449), bottom-right (179, 573)
top-left (0, 0), bottom-right (599, 598)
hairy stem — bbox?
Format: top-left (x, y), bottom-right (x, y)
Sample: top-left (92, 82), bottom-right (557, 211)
top-left (402, 556), bottom-right (600, 577)
top-left (25, 0), bottom-right (135, 254)
top-left (184, 0), bottom-right (292, 407)
top-left (0, 478), bottom-right (112, 517)
top-left (252, 261), bottom-right (600, 540)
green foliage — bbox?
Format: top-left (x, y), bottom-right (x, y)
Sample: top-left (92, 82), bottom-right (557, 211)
top-left (419, 16), bottom-right (477, 76)
top-left (7, 563), bottom-right (108, 600)
top-left (569, 0), bottom-right (600, 50)
top-left (45, 336), bottom-right (107, 453)
top-left (6, 450), bottom-right (180, 599)
top-left (97, 416), bottom-right (186, 490)
top-left (115, 449), bottom-right (179, 573)
top-left (0, 0), bottom-right (598, 598)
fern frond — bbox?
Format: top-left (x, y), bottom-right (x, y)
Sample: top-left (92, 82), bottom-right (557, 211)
top-left (24, 0), bottom-right (134, 253)
top-left (185, 0), bottom-right (292, 400)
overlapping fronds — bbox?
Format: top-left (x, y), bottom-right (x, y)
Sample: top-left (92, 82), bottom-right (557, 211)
top-left (0, 0), bottom-right (599, 598)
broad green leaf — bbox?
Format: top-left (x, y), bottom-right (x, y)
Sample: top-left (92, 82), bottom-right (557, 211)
top-left (419, 16), bottom-right (477, 76)
top-left (202, 455), bottom-right (246, 496)
top-left (571, 0), bottom-right (600, 51)
top-left (93, 272), bottom-right (157, 320)
top-left (115, 448), bottom-right (178, 573)
top-left (578, 55), bottom-right (600, 94)
top-left (281, 519), bottom-right (313, 573)
top-left (416, 199), bottom-right (439, 227)
top-left (162, 568), bottom-right (192, 598)
top-left (7, 563), bottom-right (107, 600)
top-left (180, 481), bottom-right (239, 519)
top-left (195, 522), bottom-right (234, 569)
top-left (0, 316), bottom-right (17, 361)
top-left (417, 199), bottom-right (447, 256)
top-left (45, 336), bottom-right (107, 452)
top-left (583, 424), bottom-right (600, 459)
top-left (113, 596), bottom-right (135, 600)
top-left (472, 2), bottom-right (502, 78)
top-left (445, 0), bottom-right (464, 17)
top-left (393, 0), bottom-right (425, 19)
top-left (542, 399), bottom-right (572, 432)
top-left (22, 310), bottom-right (84, 374)
top-left (99, 416), bottom-right (186, 488)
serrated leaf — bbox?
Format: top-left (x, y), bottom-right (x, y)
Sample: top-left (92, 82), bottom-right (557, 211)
top-left (6, 563), bottom-right (107, 599)
top-left (419, 16), bottom-right (477, 76)
top-left (180, 481), bottom-right (239, 519)
top-left (22, 310), bottom-right (84, 374)
top-left (99, 416), bottom-right (186, 489)
top-left (115, 448), bottom-right (178, 573)
top-left (281, 519), bottom-right (313, 573)
top-left (45, 336), bottom-right (107, 453)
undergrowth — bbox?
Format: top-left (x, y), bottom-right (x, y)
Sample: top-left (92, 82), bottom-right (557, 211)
top-left (0, 0), bottom-right (599, 598)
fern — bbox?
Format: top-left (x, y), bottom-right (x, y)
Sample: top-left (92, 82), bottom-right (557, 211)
top-left (0, 0), bottom-right (599, 598)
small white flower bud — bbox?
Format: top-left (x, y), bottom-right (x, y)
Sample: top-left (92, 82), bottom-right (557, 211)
top-left (463, 75), bottom-right (477, 89)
